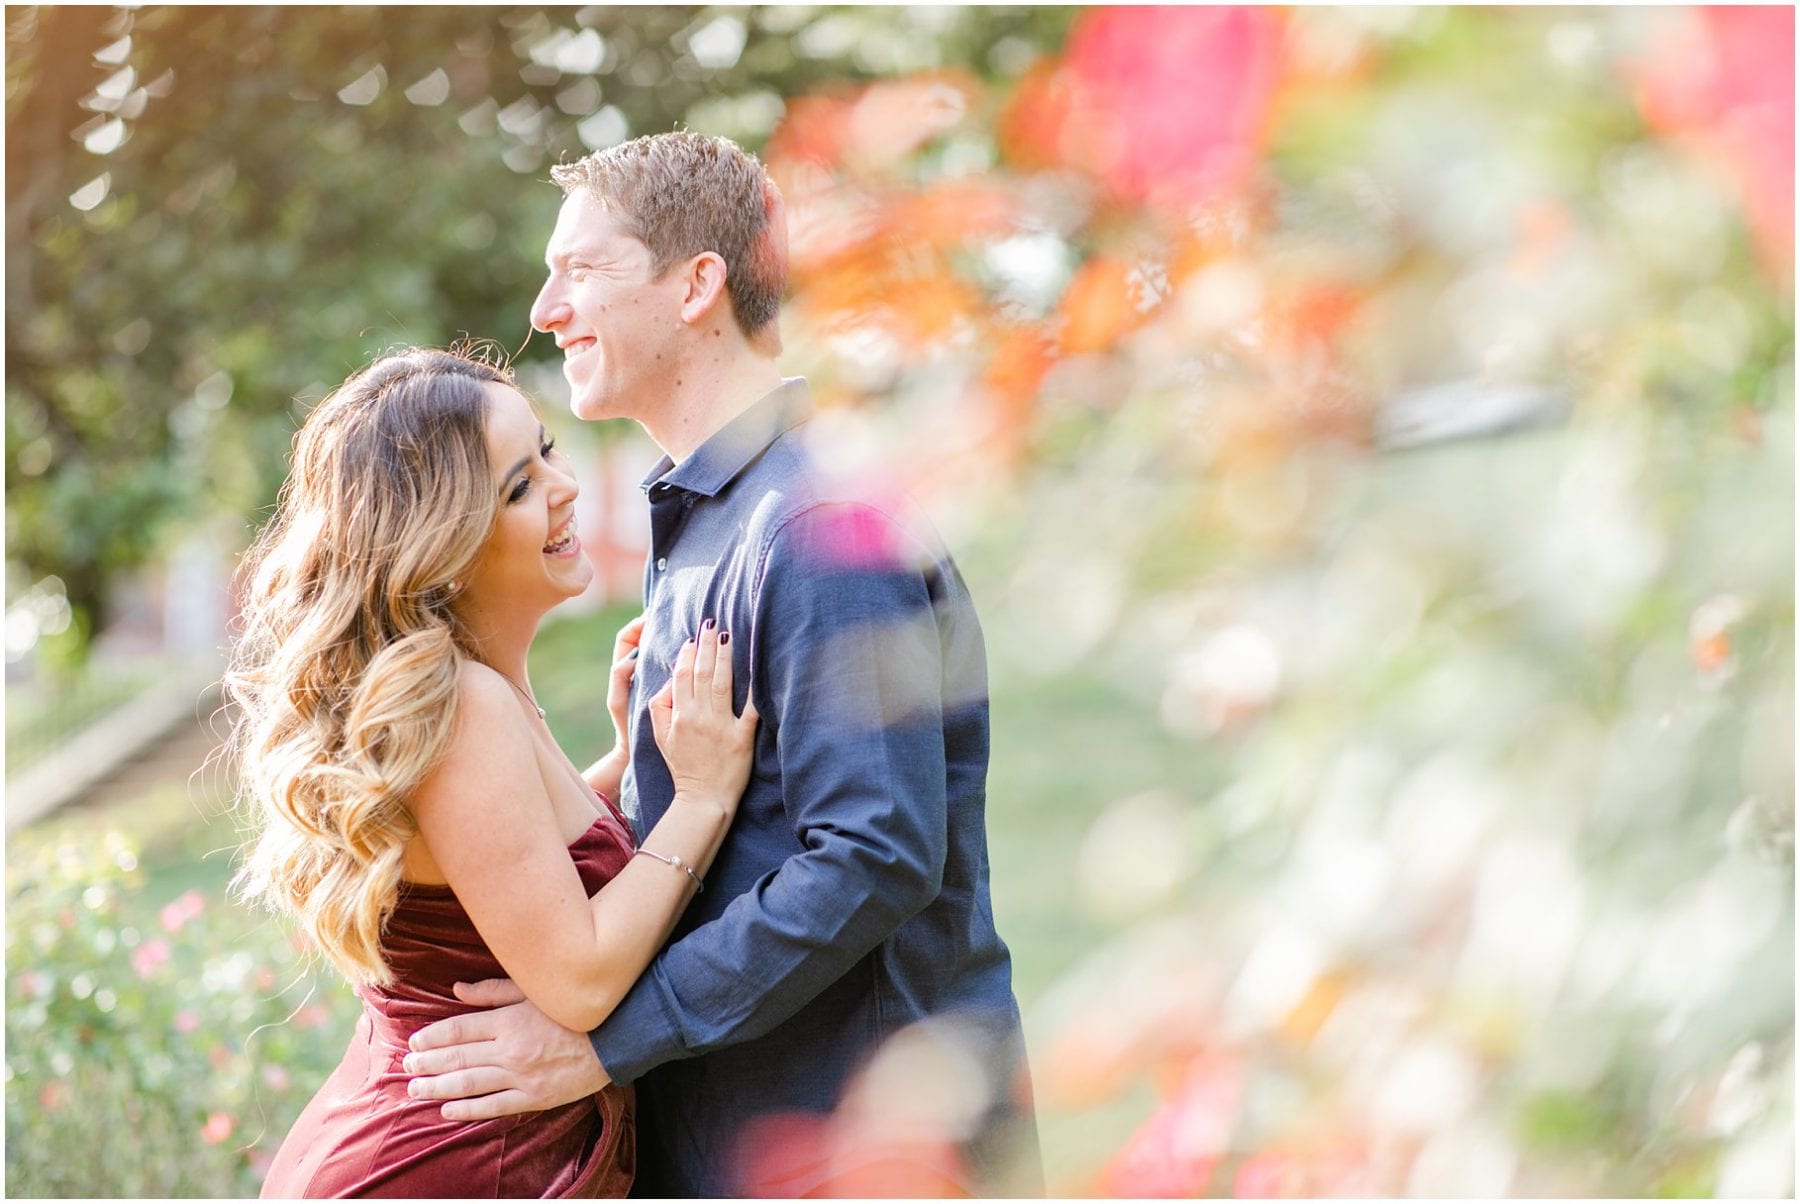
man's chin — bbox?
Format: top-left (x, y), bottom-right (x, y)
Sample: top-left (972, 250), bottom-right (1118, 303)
top-left (569, 390), bottom-right (612, 422)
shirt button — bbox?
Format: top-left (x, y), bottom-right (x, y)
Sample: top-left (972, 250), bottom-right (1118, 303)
top-left (656, 558), bottom-right (668, 571)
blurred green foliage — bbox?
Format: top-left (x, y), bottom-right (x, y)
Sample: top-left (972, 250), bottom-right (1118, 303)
top-left (4, 4), bottom-right (1075, 642)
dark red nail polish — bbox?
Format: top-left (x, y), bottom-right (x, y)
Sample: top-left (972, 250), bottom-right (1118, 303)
top-left (718, 631), bottom-right (730, 645)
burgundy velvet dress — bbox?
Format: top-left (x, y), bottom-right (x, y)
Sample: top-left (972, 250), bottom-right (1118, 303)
top-left (261, 805), bottom-right (637, 1198)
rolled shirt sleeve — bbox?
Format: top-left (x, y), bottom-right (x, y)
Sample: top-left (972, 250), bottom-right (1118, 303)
top-left (591, 502), bottom-right (952, 1083)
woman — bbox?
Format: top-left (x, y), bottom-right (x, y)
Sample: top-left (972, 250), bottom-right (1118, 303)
top-left (227, 347), bottom-right (755, 1197)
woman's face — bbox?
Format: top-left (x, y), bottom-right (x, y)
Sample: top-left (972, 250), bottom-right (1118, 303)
top-left (456, 382), bottom-right (593, 624)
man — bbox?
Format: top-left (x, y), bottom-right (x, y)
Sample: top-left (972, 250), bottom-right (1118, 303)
top-left (405, 132), bottom-right (1040, 1196)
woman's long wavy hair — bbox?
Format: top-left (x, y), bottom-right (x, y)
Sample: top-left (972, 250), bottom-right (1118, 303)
top-left (227, 347), bottom-right (509, 986)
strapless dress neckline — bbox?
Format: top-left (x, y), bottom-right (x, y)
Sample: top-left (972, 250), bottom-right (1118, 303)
top-left (398, 812), bottom-right (624, 896)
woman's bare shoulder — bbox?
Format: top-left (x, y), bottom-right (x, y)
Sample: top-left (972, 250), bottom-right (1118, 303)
top-left (412, 659), bottom-right (533, 811)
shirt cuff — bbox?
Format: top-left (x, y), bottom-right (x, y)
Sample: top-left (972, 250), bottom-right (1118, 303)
top-left (588, 965), bottom-right (685, 1086)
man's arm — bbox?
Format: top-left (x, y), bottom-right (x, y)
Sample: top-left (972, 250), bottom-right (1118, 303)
top-left (591, 501), bottom-right (952, 1083)
top-left (408, 501), bottom-right (955, 1114)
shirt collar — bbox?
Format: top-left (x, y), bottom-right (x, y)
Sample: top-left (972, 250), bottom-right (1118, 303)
top-left (639, 377), bottom-right (812, 499)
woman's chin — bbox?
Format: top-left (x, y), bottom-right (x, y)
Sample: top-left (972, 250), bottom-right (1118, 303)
top-left (554, 562), bottom-right (596, 603)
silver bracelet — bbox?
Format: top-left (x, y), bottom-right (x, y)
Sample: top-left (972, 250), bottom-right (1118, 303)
top-left (633, 847), bottom-right (704, 893)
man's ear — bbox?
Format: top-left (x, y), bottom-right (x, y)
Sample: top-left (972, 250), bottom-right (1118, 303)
top-left (679, 252), bottom-right (729, 326)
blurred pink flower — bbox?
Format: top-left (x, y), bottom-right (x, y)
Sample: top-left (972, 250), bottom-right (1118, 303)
top-left (38, 1081), bottom-right (69, 1112)
top-left (200, 1111), bottom-right (235, 1145)
top-left (131, 937), bottom-right (171, 979)
top-left (174, 1010), bottom-right (201, 1034)
top-left (262, 1064), bottom-right (291, 1092)
top-left (1236, 1138), bottom-right (1378, 1196)
top-left (1060, 6), bottom-right (1286, 207)
top-left (1633, 6), bottom-right (1795, 278)
top-left (159, 889), bottom-right (207, 934)
top-left (17, 970), bottom-right (43, 998)
top-left (1236, 1150), bottom-right (1305, 1198)
top-left (293, 1003), bottom-right (331, 1030)
top-left (1098, 1053), bottom-right (1244, 1197)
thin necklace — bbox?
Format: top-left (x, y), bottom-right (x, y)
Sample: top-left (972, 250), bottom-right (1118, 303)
top-left (496, 669), bottom-right (546, 719)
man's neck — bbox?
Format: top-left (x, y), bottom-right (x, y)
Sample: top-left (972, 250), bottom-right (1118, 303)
top-left (642, 337), bottom-right (785, 463)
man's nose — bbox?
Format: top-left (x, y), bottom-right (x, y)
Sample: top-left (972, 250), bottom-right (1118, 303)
top-left (530, 279), bottom-right (567, 333)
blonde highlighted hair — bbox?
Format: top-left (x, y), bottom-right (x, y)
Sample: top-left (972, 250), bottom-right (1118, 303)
top-left (227, 347), bottom-right (509, 985)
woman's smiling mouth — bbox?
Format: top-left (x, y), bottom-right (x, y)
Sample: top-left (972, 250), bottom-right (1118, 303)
top-left (543, 516), bottom-right (580, 557)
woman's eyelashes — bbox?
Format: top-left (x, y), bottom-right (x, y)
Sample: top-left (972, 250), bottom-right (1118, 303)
top-left (505, 438), bottom-right (559, 505)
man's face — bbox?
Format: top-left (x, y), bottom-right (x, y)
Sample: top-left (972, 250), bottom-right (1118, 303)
top-left (530, 190), bottom-right (682, 423)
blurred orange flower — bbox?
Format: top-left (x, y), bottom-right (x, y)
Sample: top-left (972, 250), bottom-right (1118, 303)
top-left (1059, 256), bottom-right (1145, 355)
top-left (888, 181), bottom-right (1021, 251)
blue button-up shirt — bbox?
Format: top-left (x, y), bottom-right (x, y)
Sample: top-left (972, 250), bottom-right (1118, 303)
top-left (589, 379), bottom-right (1036, 1196)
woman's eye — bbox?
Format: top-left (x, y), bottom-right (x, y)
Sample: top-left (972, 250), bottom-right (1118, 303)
top-left (508, 477), bottom-right (531, 504)
top-left (541, 436), bottom-right (558, 459)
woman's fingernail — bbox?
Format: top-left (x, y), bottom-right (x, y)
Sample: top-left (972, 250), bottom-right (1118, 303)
top-left (628, 649), bottom-right (639, 660)
top-left (702, 618), bottom-right (717, 632)
top-left (718, 631), bottom-right (730, 645)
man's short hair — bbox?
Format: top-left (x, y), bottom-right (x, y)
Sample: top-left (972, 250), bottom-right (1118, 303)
top-left (550, 132), bottom-right (786, 337)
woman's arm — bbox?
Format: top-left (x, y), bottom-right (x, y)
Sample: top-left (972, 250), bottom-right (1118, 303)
top-left (582, 615), bottom-right (644, 801)
top-left (411, 627), bottom-right (755, 1033)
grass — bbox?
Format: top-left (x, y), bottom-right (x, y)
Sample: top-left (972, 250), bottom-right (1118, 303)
top-left (12, 601), bottom-right (1215, 1193)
